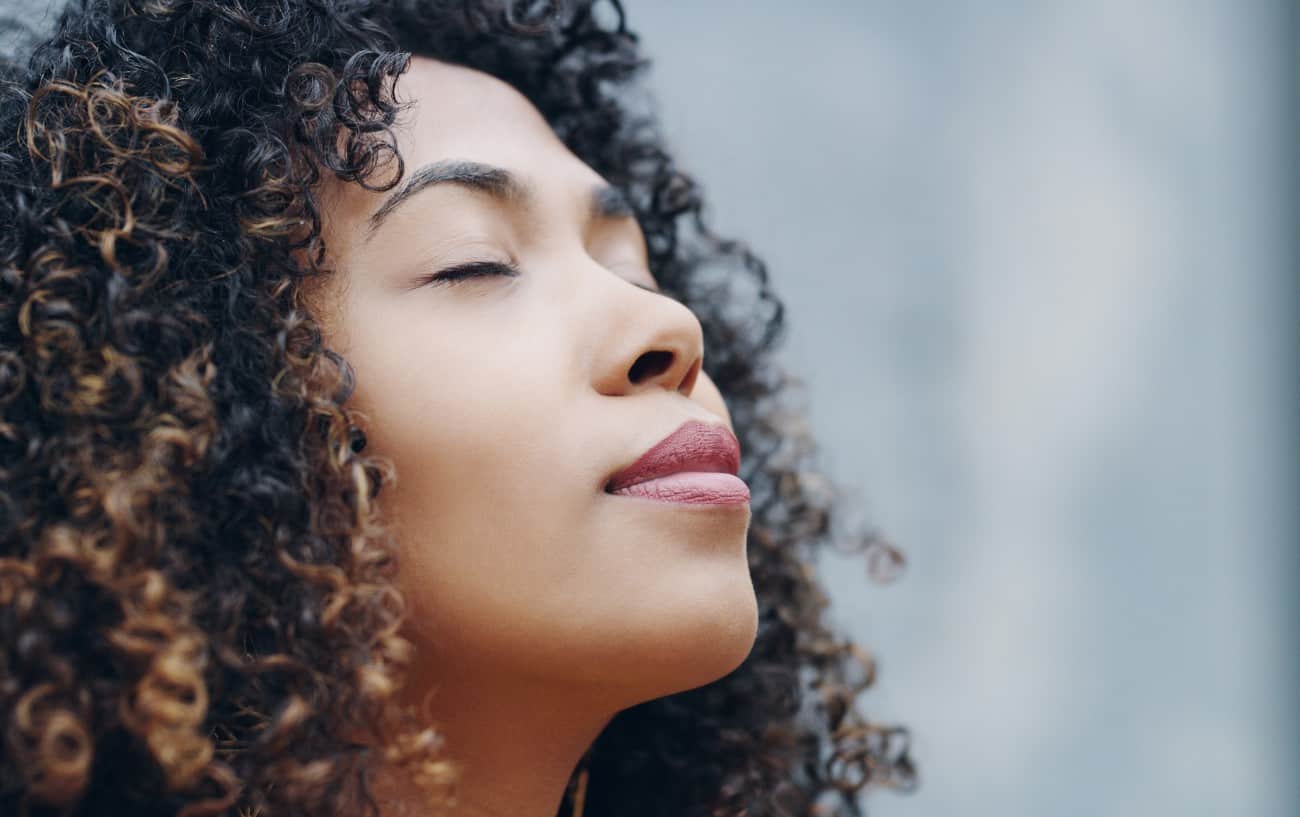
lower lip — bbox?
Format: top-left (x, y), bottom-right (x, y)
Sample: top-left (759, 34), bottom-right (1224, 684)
top-left (607, 472), bottom-right (751, 506)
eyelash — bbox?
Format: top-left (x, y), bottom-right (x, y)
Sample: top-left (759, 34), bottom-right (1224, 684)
top-left (415, 259), bottom-right (522, 288)
top-left (413, 258), bottom-right (677, 303)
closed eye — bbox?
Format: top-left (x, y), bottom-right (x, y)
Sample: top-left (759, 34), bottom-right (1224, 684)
top-left (412, 259), bottom-right (521, 289)
top-left (409, 257), bottom-right (684, 306)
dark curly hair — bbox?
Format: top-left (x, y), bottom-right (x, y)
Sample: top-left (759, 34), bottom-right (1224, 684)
top-left (0, 1), bottom-right (915, 815)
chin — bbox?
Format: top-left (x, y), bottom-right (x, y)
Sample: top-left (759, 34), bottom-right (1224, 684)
top-left (623, 582), bottom-right (760, 701)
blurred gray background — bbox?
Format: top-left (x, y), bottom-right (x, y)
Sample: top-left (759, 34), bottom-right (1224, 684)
top-left (633, 2), bottom-right (1298, 816)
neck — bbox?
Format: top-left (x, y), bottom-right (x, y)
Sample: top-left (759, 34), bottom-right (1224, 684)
top-left (369, 659), bottom-right (625, 817)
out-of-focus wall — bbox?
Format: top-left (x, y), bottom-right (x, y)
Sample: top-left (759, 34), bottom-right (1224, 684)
top-left (632, 2), bottom-right (1298, 816)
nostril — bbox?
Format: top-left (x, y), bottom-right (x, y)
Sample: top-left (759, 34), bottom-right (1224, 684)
top-left (628, 350), bottom-right (674, 384)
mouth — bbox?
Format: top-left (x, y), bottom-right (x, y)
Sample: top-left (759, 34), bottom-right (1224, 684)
top-left (604, 419), bottom-right (750, 506)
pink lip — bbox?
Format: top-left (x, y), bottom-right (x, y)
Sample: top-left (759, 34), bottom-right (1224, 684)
top-left (605, 420), bottom-right (749, 506)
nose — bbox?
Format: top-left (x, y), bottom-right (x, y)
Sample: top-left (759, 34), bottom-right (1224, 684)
top-left (590, 280), bottom-right (705, 398)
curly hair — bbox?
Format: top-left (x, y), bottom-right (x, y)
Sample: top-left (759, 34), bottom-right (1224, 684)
top-left (0, 1), bottom-right (915, 815)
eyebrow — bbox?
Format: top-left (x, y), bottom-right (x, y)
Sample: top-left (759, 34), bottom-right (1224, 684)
top-left (364, 158), bottom-right (636, 240)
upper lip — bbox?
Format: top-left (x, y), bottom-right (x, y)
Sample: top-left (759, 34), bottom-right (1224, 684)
top-left (605, 419), bottom-right (741, 492)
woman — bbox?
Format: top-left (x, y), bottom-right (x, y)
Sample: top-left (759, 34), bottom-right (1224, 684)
top-left (0, 1), bottom-right (914, 816)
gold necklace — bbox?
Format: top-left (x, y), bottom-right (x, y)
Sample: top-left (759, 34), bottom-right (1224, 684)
top-left (570, 759), bottom-right (590, 817)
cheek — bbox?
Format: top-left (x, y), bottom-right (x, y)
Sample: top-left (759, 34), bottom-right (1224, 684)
top-left (340, 307), bottom-right (598, 651)
top-left (355, 317), bottom-right (575, 539)
top-left (340, 289), bottom-right (559, 482)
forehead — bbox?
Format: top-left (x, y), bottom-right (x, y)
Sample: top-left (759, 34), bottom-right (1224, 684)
top-left (397, 56), bottom-right (566, 164)
top-left (316, 56), bottom-right (600, 243)
top-left (305, 56), bottom-right (612, 316)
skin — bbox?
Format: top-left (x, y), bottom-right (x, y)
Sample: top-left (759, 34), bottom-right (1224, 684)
top-left (304, 56), bottom-right (759, 817)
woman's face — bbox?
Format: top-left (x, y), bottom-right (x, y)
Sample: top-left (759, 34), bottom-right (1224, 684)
top-left (309, 57), bottom-right (757, 702)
